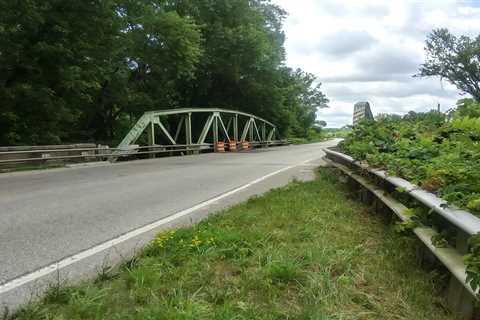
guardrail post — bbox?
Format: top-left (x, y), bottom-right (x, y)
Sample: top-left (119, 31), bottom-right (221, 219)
top-left (447, 229), bottom-right (476, 319)
top-left (447, 276), bottom-right (476, 319)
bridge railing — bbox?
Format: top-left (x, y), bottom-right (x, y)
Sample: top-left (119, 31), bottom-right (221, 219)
top-left (0, 140), bottom-right (291, 170)
top-left (0, 144), bottom-right (210, 166)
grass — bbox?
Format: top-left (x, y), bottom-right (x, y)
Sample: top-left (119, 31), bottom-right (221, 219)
top-left (9, 168), bottom-right (456, 320)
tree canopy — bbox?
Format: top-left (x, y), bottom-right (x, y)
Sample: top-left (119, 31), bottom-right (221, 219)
top-left (418, 28), bottom-right (480, 101)
top-left (0, 0), bottom-right (328, 146)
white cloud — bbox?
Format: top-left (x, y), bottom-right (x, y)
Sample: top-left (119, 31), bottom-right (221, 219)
top-left (298, 30), bottom-right (378, 57)
top-left (272, 0), bottom-right (480, 127)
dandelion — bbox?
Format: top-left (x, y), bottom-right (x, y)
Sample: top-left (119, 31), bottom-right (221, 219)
top-left (190, 235), bottom-right (202, 248)
top-left (154, 230), bottom-right (176, 248)
top-left (207, 237), bottom-right (216, 245)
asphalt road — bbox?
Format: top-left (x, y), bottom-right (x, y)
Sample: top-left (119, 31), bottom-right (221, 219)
top-left (0, 140), bottom-right (337, 290)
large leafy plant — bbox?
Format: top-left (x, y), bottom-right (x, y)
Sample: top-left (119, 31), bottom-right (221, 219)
top-left (340, 106), bottom-right (480, 294)
top-left (340, 109), bottom-right (480, 216)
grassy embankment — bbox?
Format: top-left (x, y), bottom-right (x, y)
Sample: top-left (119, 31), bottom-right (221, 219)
top-left (10, 169), bottom-right (456, 320)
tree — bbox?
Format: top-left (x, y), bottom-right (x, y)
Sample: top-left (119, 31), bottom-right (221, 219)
top-left (418, 28), bottom-right (480, 101)
top-left (0, 0), bottom-right (329, 145)
top-left (169, 0), bottom-right (329, 138)
top-left (0, 0), bottom-right (203, 144)
top-left (277, 68), bottom-right (329, 137)
top-left (86, 1), bottom-right (203, 141)
top-left (0, 0), bottom-right (121, 144)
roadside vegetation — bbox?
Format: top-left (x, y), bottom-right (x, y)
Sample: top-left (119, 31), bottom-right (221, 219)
top-left (9, 169), bottom-right (456, 320)
top-left (323, 127), bottom-right (352, 139)
top-left (339, 98), bottom-right (480, 216)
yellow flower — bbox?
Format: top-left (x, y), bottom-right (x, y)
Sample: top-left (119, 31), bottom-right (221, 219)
top-left (190, 235), bottom-right (202, 248)
top-left (154, 230), bottom-right (176, 248)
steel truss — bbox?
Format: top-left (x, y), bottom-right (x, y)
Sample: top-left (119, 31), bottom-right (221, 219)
top-left (117, 108), bottom-right (278, 150)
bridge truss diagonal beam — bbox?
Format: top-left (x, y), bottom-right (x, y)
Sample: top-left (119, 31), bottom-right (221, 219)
top-left (197, 114), bottom-right (215, 145)
top-left (174, 116), bottom-right (185, 142)
top-left (154, 118), bottom-right (176, 145)
top-left (240, 118), bottom-right (252, 142)
top-left (217, 115), bottom-right (231, 142)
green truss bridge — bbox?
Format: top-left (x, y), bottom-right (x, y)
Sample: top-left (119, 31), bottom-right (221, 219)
top-left (117, 108), bottom-right (281, 152)
top-left (0, 108), bottom-right (287, 168)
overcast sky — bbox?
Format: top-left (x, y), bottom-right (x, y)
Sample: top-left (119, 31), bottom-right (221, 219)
top-left (272, 0), bottom-right (480, 127)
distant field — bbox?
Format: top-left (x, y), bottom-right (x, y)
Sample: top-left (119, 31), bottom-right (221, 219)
top-left (11, 169), bottom-right (456, 320)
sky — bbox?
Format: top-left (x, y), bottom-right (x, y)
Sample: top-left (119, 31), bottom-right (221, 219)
top-left (272, 0), bottom-right (480, 127)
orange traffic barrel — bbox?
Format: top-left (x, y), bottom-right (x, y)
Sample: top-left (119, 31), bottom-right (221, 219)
top-left (216, 141), bottom-right (225, 153)
top-left (240, 140), bottom-right (250, 151)
top-left (228, 140), bottom-right (237, 152)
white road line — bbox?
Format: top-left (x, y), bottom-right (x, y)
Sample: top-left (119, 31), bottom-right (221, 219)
top-left (0, 158), bottom-right (317, 295)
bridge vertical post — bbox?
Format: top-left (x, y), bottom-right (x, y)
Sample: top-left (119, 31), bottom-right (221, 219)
top-left (234, 114), bottom-right (239, 142)
top-left (147, 121), bottom-right (155, 158)
top-left (213, 113), bottom-right (219, 150)
top-left (249, 118), bottom-right (254, 142)
top-left (185, 113), bottom-right (192, 155)
top-left (267, 128), bottom-right (275, 141)
top-left (262, 122), bottom-right (266, 141)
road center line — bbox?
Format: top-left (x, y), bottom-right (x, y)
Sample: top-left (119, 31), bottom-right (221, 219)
top-left (0, 158), bottom-right (316, 295)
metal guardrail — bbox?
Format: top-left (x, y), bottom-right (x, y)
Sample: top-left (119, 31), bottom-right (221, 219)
top-left (0, 143), bottom-right (97, 153)
top-left (0, 140), bottom-right (291, 167)
top-left (324, 148), bottom-right (479, 319)
top-left (0, 144), bottom-right (209, 165)
top-left (324, 149), bottom-right (480, 235)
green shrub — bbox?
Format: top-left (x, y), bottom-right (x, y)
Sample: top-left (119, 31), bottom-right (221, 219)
top-left (340, 109), bottom-right (480, 216)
